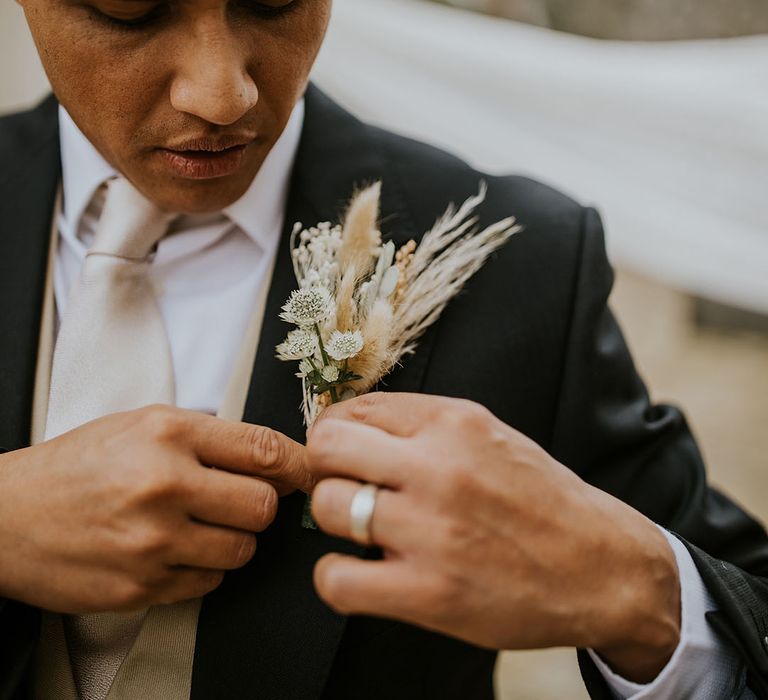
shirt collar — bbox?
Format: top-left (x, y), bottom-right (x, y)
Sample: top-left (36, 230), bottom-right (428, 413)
top-left (59, 108), bottom-right (117, 235)
top-left (58, 99), bottom-right (305, 251)
top-left (225, 98), bottom-right (304, 252)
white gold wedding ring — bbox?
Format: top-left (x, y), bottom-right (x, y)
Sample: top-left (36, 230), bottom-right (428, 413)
top-left (349, 483), bottom-right (379, 546)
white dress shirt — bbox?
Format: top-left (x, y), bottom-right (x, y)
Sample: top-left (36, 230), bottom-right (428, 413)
top-left (56, 101), bottom-right (749, 699)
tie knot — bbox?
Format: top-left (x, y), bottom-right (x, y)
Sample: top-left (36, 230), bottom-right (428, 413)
top-left (90, 178), bottom-right (175, 260)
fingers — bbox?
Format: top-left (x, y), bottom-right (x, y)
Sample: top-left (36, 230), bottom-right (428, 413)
top-left (313, 392), bottom-right (451, 437)
top-left (186, 467), bottom-right (278, 532)
top-left (314, 554), bottom-right (440, 623)
top-left (311, 479), bottom-right (416, 551)
top-left (171, 522), bottom-right (257, 571)
top-left (307, 419), bottom-right (416, 488)
top-left (180, 411), bottom-right (314, 493)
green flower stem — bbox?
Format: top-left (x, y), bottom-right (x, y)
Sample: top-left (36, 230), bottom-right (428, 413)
top-left (302, 324), bottom-right (339, 531)
top-left (302, 495), bottom-right (317, 530)
top-left (313, 323), bottom-right (339, 404)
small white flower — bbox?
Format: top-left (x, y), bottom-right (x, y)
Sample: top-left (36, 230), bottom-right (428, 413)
top-left (321, 364), bottom-right (340, 382)
top-left (298, 358), bottom-right (314, 377)
top-left (276, 329), bottom-right (319, 361)
top-left (326, 330), bottom-right (364, 361)
top-left (280, 287), bottom-right (333, 326)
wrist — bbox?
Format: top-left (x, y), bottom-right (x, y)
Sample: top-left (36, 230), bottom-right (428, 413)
top-left (590, 501), bottom-right (681, 682)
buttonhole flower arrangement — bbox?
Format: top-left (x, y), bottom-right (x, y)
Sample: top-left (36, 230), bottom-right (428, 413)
top-left (278, 181), bottom-right (521, 425)
top-left (276, 182), bottom-right (521, 526)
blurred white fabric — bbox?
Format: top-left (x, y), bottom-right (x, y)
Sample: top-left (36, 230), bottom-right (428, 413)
top-left (2, 0), bottom-right (766, 312)
top-left (313, 0), bottom-right (768, 314)
top-left (0, 3), bottom-right (49, 114)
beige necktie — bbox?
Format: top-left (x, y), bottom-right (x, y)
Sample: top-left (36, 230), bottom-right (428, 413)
top-left (44, 177), bottom-right (176, 700)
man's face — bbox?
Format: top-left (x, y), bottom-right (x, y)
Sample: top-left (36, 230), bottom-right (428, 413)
top-left (20, 0), bottom-right (331, 212)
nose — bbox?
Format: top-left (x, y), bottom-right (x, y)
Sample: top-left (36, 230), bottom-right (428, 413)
top-left (170, 22), bottom-right (258, 126)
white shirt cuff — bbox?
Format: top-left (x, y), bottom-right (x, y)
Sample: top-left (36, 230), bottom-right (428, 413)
top-left (587, 527), bottom-right (748, 699)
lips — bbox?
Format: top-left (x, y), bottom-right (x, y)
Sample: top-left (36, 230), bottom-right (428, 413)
top-left (156, 136), bottom-right (255, 180)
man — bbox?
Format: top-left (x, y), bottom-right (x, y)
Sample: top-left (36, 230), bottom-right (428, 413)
top-left (0, 1), bottom-right (766, 699)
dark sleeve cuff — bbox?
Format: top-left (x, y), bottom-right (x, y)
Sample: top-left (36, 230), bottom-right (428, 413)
top-left (678, 537), bottom-right (768, 698)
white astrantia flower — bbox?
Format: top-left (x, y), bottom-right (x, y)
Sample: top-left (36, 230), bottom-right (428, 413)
top-left (276, 329), bottom-right (319, 361)
top-left (326, 330), bottom-right (364, 361)
top-left (321, 364), bottom-right (340, 383)
top-left (280, 287), bottom-right (334, 326)
top-left (298, 358), bottom-right (314, 377)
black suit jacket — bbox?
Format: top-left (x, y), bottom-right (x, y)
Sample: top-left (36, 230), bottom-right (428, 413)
top-left (1, 85), bottom-right (767, 699)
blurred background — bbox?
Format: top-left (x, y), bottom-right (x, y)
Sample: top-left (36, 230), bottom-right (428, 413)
top-left (2, 0), bottom-right (767, 696)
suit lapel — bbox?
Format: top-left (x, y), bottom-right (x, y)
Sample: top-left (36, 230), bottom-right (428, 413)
top-left (190, 128), bottom-right (361, 700)
top-left (190, 86), bottom-right (437, 700)
top-left (0, 97), bottom-right (60, 452)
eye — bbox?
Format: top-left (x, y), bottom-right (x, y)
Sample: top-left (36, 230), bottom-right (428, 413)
top-left (88, 2), bottom-right (167, 29)
top-left (89, 0), bottom-right (299, 28)
top-left (236, 0), bottom-right (299, 18)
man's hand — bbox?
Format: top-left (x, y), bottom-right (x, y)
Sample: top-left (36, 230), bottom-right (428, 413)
top-left (307, 393), bottom-right (681, 683)
top-left (0, 405), bottom-right (312, 614)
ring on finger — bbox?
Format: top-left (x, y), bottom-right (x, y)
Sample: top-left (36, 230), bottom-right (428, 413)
top-left (349, 483), bottom-right (379, 546)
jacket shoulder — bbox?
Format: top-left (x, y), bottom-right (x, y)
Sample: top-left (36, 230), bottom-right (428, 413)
top-left (375, 126), bottom-right (588, 254)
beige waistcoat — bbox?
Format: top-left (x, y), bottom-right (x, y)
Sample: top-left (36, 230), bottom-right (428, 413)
top-left (32, 196), bottom-right (276, 700)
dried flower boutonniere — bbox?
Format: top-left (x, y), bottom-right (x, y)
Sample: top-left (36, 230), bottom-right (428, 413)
top-left (276, 182), bottom-right (521, 526)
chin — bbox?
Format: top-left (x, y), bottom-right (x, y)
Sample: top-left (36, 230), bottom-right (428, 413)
top-left (140, 174), bottom-right (255, 214)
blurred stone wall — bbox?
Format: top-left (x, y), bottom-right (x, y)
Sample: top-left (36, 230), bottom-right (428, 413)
top-left (440, 0), bottom-right (768, 39)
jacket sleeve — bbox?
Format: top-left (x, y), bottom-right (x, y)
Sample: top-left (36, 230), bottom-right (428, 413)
top-left (0, 447), bottom-right (41, 700)
top-left (547, 208), bottom-right (768, 699)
